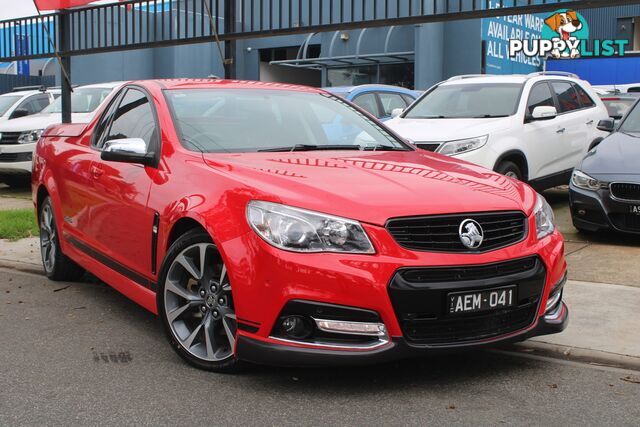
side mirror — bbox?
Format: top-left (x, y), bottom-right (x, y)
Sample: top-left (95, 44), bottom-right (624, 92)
top-left (529, 106), bottom-right (558, 121)
top-left (101, 138), bottom-right (154, 165)
top-left (597, 118), bottom-right (615, 133)
top-left (391, 108), bottom-right (404, 118)
top-left (10, 108), bottom-right (29, 119)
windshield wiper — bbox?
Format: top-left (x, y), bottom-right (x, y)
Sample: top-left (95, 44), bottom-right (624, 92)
top-left (258, 144), bottom-right (364, 152)
top-left (361, 145), bottom-right (409, 151)
top-left (407, 115), bottom-right (448, 119)
top-left (472, 114), bottom-right (509, 118)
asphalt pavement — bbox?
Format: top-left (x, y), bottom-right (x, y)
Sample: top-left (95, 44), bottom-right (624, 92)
top-left (1, 268), bottom-right (639, 426)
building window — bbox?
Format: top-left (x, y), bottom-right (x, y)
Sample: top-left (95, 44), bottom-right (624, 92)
top-left (327, 63), bottom-right (415, 89)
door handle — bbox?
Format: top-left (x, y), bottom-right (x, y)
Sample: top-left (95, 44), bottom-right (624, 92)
top-left (556, 128), bottom-right (566, 134)
top-left (90, 165), bottom-right (104, 178)
top-left (586, 120), bottom-right (594, 125)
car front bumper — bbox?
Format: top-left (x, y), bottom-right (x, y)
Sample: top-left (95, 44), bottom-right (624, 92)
top-left (0, 143), bottom-right (34, 174)
top-left (229, 216), bottom-right (568, 366)
top-left (570, 183), bottom-right (640, 235)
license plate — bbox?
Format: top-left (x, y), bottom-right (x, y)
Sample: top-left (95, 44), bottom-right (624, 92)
top-left (629, 205), bottom-right (640, 215)
top-left (448, 286), bottom-right (517, 315)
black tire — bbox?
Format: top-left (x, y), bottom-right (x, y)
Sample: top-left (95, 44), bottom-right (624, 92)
top-left (0, 174), bottom-right (31, 189)
top-left (38, 196), bottom-right (85, 281)
top-left (495, 161), bottom-right (524, 181)
top-left (157, 229), bottom-right (242, 373)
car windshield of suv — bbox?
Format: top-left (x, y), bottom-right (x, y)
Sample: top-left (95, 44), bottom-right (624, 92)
top-left (42, 88), bottom-right (113, 114)
top-left (165, 89), bottom-right (408, 152)
top-left (404, 83), bottom-right (522, 119)
top-left (602, 98), bottom-right (637, 120)
top-left (0, 95), bottom-right (21, 116)
top-left (619, 102), bottom-right (640, 133)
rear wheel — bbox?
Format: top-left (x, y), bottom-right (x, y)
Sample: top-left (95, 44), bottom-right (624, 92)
top-left (157, 229), bottom-right (241, 372)
top-left (39, 196), bottom-right (85, 281)
top-left (495, 161), bottom-right (524, 181)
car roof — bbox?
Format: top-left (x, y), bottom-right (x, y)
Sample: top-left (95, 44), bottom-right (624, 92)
top-left (324, 84), bottom-right (416, 94)
top-left (439, 73), bottom-right (584, 87)
top-left (142, 79), bottom-right (325, 93)
top-left (76, 81), bottom-right (127, 90)
top-left (0, 89), bottom-right (51, 97)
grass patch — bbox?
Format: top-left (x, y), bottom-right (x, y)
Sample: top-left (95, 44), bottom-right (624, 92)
top-left (0, 209), bottom-right (39, 241)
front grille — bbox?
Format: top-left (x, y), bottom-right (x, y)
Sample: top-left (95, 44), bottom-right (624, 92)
top-left (610, 213), bottom-right (640, 232)
top-left (611, 183), bottom-right (640, 201)
top-left (415, 142), bottom-right (441, 152)
top-left (403, 304), bottom-right (537, 344)
top-left (389, 256), bottom-right (545, 345)
top-left (0, 132), bottom-right (22, 145)
top-left (0, 152), bottom-right (31, 162)
top-left (386, 211), bottom-right (527, 253)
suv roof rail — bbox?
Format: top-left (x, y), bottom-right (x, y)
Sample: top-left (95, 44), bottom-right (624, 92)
top-left (11, 85), bottom-right (47, 92)
top-left (527, 71), bottom-right (579, 79)
top-left (446, 74), bottom-right (490, 81)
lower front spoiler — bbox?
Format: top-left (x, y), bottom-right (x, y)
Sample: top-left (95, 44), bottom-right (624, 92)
top-left (236, 303), bottom-right (569, 367)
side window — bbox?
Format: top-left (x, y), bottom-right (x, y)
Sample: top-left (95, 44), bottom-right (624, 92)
top-left (400, 93), bottom-right (415, 105)
top-left (526, 83), bottom-right (555, 116)
top-left (378, 93), bottom-right (408, 117)
top-left (17, 95), bottom-right (50, 114)
top-left (93, 91), bottom-right (123, 149)
top-left (551, 82), bottom-right (580, 113)
top-left (106, 89), bottom-right (157, 150)
top-left (352, 93), bottom-right (380, 118)
top-left (573, 84), bottom-right (595, 108)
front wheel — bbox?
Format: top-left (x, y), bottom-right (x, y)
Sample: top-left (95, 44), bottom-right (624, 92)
top-left (495, 161), bottom-right (524, 182)
top-left (157, 229), bottom-right (241, 372)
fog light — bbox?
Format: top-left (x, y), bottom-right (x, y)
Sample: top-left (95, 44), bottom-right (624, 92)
top-left (280, 315), bottom-right (312, 339)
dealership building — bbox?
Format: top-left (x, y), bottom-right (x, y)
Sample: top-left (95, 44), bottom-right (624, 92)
top-left (2, 1), bottom-right (640, 90)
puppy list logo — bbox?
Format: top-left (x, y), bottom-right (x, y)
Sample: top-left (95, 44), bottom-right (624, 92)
top-left (509, 9), bottom-right (628, 59)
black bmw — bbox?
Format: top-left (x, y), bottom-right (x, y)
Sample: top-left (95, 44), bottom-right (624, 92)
top-left (570, 100), bottom-right (640, 235)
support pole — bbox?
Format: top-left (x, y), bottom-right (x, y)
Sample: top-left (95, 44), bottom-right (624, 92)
top-left (59, 11), bottom-right (72, 124)
top-left (224, 0), bottom-right (236, 79)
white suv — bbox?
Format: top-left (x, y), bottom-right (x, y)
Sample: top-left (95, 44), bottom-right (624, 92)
top-left (0, 82), bottom-right (123, 187)
top-left (386, 72), bottom-right (610, 190)
top-left (0, 87), bottom-right (59, 122)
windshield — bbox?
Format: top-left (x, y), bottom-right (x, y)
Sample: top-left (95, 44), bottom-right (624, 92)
top-left (0, 95), bottom-right (22, 116)
top-left (404, 83), bottom-right (522, 119)
top-left (42, 88), bottom-right (113, 114)
top-left (620, 101), bottom-right (640, 133)
top-left (165, 89), bottom-right (408, 153)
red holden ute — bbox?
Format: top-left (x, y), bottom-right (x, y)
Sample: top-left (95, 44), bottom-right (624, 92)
top-left (32, 79), bottom-right (568, 372)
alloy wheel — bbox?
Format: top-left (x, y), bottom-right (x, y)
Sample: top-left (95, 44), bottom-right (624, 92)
top-left (40, 204), bottom-right (57, 274)
top-left (163, 243), bottom-right (236, 362)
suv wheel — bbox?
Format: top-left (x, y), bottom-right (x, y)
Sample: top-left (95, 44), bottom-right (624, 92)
top-left (39, 196), bottom-right (85, 281)
top-left (158, 229), bottom-right (241, 373)
top-left (496, 161), bottom-right (524, 181)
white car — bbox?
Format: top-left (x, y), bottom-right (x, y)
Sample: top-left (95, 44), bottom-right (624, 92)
top-left (0, 82), bottom-right (123, 187)
top-left (386, 72), bottom-right (610, 190)
top-left (0, 87), bottom-right (59, 122)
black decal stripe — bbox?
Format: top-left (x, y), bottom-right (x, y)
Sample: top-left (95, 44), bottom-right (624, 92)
top-left (237, 322), bottom-right (260, 334)
top-left (67, 235), bottom-right (157, 292)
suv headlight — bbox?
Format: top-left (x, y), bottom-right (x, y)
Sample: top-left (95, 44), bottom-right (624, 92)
top-left (571, 170), bottom-right (606, 191)
top-left (247, 201), bottom-right (375, 254)
top-left (533, 194), bottom-right (555, 240)
top-left (17, 129), bottom-right (44, 144)
top-left (437, 135), bottom-right (488, 156)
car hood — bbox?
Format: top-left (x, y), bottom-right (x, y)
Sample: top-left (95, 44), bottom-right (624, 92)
top-left (203, 150), bottom-right (536, 226)
top-left (581, 132), bottom-right (640, 177)
top-left (0, 112), bottom-right (95, 132)
top-left (385, 117), bottom-right (512, 142)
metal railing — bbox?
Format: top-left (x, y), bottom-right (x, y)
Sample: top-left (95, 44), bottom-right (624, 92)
top-left (0, 0), bottom-right (635, 62)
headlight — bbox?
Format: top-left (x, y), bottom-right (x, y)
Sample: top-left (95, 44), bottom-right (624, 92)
top-left (17, 129), bottom-right (44, 144)
top-left (437, 135), bottom-right (488, 156)
top-left (533, 194), bottom-right (555, 240)
top-left (246, 201), bottom-right (375, 254)
top-left (571, 170), bottom-right (606, 191)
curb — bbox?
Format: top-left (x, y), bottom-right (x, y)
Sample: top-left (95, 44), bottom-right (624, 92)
top-left (0, 258), bottom-right (44, 276)
top-left (498, 341), bottom-right (640, 372)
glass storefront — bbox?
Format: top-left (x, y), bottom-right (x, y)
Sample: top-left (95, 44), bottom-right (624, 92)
top-left (326, 63), bottom-right (415, 89)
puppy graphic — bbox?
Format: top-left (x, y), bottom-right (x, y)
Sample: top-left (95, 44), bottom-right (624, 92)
top-left (545, 10), bottom-right (583, 58)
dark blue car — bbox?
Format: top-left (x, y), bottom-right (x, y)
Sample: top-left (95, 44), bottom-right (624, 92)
top-left (323, 84), bottom-right (421, 122)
